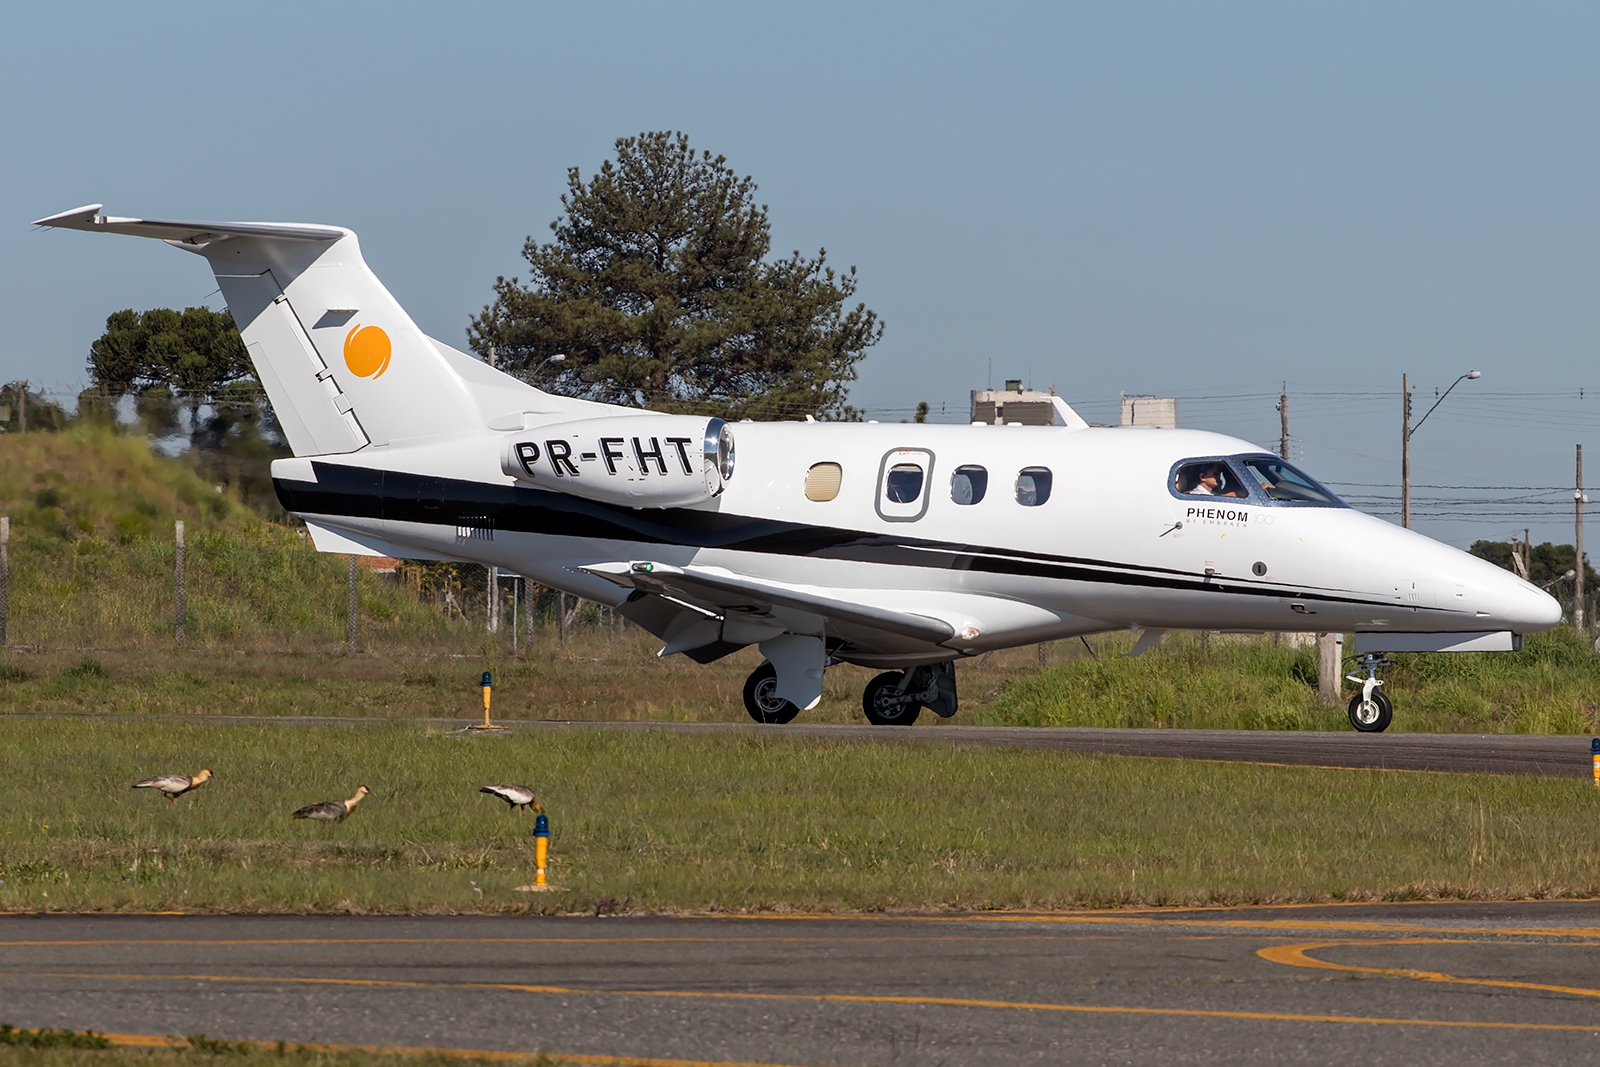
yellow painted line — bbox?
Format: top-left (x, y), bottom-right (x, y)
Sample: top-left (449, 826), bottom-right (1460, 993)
top-left (724, 896), bottom-right (1600, 919)
top-left (14, 969), bottom-right (1600, 1034)
top-left (1259, 938), bottom-right (1600, 1000)
top-left (732, 912), bottom-right (1600, 940)
top-left (96, 1031), bottom-right (802, 1067)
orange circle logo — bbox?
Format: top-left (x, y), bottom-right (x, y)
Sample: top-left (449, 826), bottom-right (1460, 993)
top-left (343, 324), bottom-right (392, 379)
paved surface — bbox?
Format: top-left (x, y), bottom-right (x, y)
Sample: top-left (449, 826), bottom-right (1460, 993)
top-left (534, 722), bottom-right (1596, 778)
top-left (23, 714), bottom-right (1592, 778)
top-left (5, 903), bottom-right (1600, 1065)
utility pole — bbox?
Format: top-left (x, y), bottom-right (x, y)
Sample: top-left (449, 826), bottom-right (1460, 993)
top-left (1401, 373), bottom-right (1411, 529)
top-left (1577, 445), bottom-right (1587, 634)
top-left (1277, 382), bottom-right (1289, 460)
top-left (485, 345), bottom-right (499, 635)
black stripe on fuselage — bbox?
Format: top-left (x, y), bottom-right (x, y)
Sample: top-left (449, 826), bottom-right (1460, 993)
top-left (275, 463), bottom-right (1401, 609)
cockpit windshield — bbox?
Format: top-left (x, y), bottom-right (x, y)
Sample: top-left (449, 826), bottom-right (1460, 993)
top-left (1236, 456), bottom-right (1345, 506)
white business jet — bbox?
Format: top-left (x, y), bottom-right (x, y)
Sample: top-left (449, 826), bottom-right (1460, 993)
top-left (35, 205), bottom-right (1561, 732)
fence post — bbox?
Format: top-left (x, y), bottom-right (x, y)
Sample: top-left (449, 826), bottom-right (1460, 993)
top-left (557, 592), bottom-right (567, 645)
top-left (347, 554), bottom-right (358, 654)
top-left (511, 576), bottom-right (519, 655)
top-left (487, 565), bottom-right (499, 633)
top-left (1317, 633), bottom-right (1342, 706)
top-left (523, 576), bottom-right (534, 653)
top-left (174, 520), bottom-right (185, 644)
top-left (0, 516), bottom-right (9, 647)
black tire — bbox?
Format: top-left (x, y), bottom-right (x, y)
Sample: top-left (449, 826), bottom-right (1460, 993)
top-left (1347, 689), bottom-right (1393, 733)
top-left (743, 662), bottom-right (799, 724)
top-left (862, 671), bottom-right (922, 726)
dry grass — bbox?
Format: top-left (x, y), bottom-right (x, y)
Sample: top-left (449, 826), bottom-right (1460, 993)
top-left (0, 1036), bottom-right (599, 1067)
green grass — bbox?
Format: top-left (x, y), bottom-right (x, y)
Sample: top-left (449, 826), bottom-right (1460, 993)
top-left (976, 627), bottom-right (1600, 734)
top-left (1, 717), bottom-right (1598, 914)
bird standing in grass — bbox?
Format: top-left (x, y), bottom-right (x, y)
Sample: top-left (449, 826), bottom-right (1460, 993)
top-left (132, 768), bottom-right (213, 802)
top-left (479, 784), bottom-right (542, 814)
top-left (293, 785), bottom-right (371, 822)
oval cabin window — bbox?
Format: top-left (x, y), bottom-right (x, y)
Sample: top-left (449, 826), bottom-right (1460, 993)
top-left (951, 465), bottom-right (988, 505)
top-left (805, 462), bottom-right (843, 502)
top-left (1016, 467), bottom-right (1052, 507)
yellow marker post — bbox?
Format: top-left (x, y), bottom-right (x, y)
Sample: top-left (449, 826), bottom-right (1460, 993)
top-left (514, 813), bottom-right (564, 892)
top-left (468, 670), bottom-right (506, 732)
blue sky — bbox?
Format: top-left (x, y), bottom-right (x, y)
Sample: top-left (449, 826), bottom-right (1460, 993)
top-left (2, 2), bottom-right (1596, 546)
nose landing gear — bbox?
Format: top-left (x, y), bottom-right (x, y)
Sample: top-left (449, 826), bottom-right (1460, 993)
top-left (1345, 652), bottom-right (1394, 733)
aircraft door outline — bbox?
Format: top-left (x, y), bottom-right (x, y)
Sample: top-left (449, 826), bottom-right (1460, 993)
top-left (876, 448), bottom-right (935, 522)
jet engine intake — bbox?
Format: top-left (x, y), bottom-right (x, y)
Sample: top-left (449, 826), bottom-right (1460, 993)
top-left (502, 415), bottom-right (734, 508)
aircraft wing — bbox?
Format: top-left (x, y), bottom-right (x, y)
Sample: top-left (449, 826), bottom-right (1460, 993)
top-left (581, 561), bottom-right (958, 645)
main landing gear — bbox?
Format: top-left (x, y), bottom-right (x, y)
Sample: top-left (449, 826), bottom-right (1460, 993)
top-left (863, 662), bottom-right (958, 726)
top-left (742, 659), bottom-right (961, 726)
top-left (742, 662), bottom-right (799, 724)
top-left (1345, 652), bottom-right (1394, 733)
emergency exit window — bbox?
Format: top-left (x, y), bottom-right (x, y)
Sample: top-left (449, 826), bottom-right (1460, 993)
top-left (876, 447), bottom-right (935, 522)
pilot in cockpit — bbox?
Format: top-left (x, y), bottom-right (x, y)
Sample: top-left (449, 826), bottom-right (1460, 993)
top-left (1182, 462), bottom-right (1248, 498)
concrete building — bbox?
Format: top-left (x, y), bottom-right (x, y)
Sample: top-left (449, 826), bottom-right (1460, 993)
top-left (1120, 394), bottom-right (1178, 428)
top-left (970, 382), bottom-right (1062, 426)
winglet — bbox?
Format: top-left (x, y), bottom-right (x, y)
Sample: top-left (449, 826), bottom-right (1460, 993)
top-left (32, 204), bottom-right (344, 244)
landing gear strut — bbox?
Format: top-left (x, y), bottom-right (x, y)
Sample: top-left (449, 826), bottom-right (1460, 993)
top-left (742, 662), bottom-right (799, 724)
top-left (1345, 652), bottom-right (1393, 733)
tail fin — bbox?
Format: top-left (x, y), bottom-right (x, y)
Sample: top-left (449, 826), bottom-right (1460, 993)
top-left (36, 204), bottom-right (605, 455)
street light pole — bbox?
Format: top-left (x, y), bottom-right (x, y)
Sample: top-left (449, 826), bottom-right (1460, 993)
top-left (1401, 369), bottom-right (1481, 531)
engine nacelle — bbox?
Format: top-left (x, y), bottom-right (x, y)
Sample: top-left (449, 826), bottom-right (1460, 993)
top-left (501, 414), bottom-right (735, 508)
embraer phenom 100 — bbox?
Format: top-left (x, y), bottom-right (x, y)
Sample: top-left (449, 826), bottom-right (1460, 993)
top-left (36, 205), bottom-right (1561, 733)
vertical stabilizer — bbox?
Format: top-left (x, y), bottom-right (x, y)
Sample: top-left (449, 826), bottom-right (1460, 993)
top-left (33, 204), bottom-right (594, 456)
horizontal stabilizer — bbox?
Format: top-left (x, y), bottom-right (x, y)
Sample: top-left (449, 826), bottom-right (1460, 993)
top-left (33, 204), bottom-right (344, 244)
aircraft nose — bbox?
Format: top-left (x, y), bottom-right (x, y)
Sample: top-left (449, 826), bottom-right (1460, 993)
top-left (1481, 567), bottom-right (1562, 632)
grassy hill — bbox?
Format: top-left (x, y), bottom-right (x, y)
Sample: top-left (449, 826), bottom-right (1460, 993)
top-left (0, 426), bottom-right (463, 653)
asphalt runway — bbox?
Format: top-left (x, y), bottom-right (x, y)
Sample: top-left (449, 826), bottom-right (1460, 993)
top-left (534, 722), bottom-right (1595, 778)
top-left (20, 714), bottom-right (1595, 778)
top-left (5, 903), bottom-right (1600, 1066)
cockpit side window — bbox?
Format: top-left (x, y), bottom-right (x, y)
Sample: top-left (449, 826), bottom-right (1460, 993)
top-left (1237, 456), bottom-right (1345, 506)
top-left (1173, 460), bottom-right (1250, 500)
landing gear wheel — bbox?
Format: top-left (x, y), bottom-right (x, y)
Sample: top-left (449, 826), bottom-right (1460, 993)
top-left (1348, 690), bottom-right (1393, 733)
top-left (862, 671), bottom-right (922, 726)
top-left (743, 662), bottom-right (799, 724)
